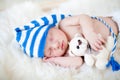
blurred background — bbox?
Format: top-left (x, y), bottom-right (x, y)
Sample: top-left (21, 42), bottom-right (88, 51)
top-left (0, 1), bottom-right (120, 80)
top-left (0, 0), bottom-right (120, 16)
top-left (0, 0), bottom-right (67, 11)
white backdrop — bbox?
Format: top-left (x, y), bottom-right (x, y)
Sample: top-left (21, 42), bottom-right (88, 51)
top-left (0, 0), bottom-right (120, 80)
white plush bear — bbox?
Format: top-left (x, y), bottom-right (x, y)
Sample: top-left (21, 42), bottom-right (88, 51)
top-left (68, 33), bottom-right (114, 70)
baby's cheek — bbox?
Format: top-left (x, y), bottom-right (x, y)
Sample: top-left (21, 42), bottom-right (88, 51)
top-left (54, 52), bottom-right (61, 57)
top-left (60, 50), bottom-right (65, 56)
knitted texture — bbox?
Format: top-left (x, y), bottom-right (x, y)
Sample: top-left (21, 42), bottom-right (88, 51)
top-left (15, 14), bottom-right (70, 58)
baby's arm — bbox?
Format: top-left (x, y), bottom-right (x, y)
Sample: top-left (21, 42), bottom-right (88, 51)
top-left (43, 56), bottom-right (83, 68)
top-left (59, 14), bottom-right (105, 51)
top-left (77, 14), bottom-right (106, 51)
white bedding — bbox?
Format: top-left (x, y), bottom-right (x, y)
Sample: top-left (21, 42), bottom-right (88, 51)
top-left (0, 0), bottom-right (120, 80)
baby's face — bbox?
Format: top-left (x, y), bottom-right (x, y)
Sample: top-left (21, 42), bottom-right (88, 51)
top-left (44, 27), bottom-right (68, 57)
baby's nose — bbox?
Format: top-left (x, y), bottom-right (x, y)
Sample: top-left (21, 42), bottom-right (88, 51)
top-left (78, 40), bottom-right (82, 45)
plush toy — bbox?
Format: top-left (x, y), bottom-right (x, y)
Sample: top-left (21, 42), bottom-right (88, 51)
top-left (68, 33), bottom-right (114, 70)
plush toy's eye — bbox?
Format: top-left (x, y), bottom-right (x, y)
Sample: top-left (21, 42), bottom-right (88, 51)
top-left (76, 46), bottom-right (80, 49)
top-left (78, 40), bottom-right (82, 45)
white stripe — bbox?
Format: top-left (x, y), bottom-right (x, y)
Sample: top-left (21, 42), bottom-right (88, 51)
top-left (56, 14), bottom-right (70, 26)
top-left (19, 23), bottom-right (34, 31)
top-left (56, 14), bottom-right (62, 23)
top-left (46, 15), bottom-right (54, 24)
top-left (65, 14), bottom-right (70, 17)
top-left (27, 23), bottom-right (35, 28)
top-left (33, 26), bottom-right (48, 57)
top-left (19, 31), bottom-right (26, 45)
top-left (36, 18), bottom-right (45, 26)
top-left (25, 27), bottom-right (39, 56)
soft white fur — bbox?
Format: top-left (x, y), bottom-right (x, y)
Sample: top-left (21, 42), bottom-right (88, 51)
top-left (0, 0), bottom-right (120, 80)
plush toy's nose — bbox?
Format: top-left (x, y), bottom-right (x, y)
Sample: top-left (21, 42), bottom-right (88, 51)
top-left (78, 40), bottom-right (82, 45)
top-left (76, 46), bottom-right (80, 49)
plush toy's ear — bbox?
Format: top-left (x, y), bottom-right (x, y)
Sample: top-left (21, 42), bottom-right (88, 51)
top-left (74, 33), bottom-right (82, 37)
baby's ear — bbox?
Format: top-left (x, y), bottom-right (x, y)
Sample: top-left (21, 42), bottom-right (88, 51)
top-left (75, 33), bottom-right (82, 37)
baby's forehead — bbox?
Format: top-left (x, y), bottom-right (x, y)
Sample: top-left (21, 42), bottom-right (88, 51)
top-left (47, 27), bottom-right (57, 39)
top-left (48, 27), bottom-right (58, 34)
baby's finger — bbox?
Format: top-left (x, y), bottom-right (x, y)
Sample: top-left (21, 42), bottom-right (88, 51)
top-left (96, 39), bottom-right (102, 45)
top-left (99, 37), bottom-right (106, 44)
top-left (98, 34), bottom-right (106, 44)
top-left (94, 42), bottom-right (102, 50)
top-left (91, 44), bottom-right (98, 51)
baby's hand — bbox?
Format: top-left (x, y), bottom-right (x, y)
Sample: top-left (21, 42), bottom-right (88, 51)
top-left (43, 57), bottom-right (54, 62)
top-left (43, 57), bottom-right (57, 65)
top-left (43, 57), bottom-right (63, 66)
top-left (86, 33), bottom-right (106, 51)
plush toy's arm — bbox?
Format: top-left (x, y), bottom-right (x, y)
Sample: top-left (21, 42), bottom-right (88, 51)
top-left (105, 36), bottom-right (114, 51)
top-left (68, 49), bottom-right (76, 57)
top-left (84, 54), bottom-right (95, 67)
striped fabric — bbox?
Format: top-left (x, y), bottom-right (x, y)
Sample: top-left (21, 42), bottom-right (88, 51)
top-left (91, 16), bottom-right (117, 55)
top-left (91, 16), bottom-right (119, 71)
top-left (15, 14), bottom-right (71, 58)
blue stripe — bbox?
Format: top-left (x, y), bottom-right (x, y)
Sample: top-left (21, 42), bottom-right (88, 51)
top-left (110, 28), bottom-right (112, 33)
top-left (112, 33), bottom-right (114, 37)
top-left (22, 28), bottom-right (32, 54)
top-left (23, 48), bottom-right (26, 54)
top-left (31, 20), bottom-right (40, 27)
top-left (51, 15), bottom-right (57, 25)
top-left (112, 46), bottom-right (116, 52)
top-left (38, 24), bottom-right (55, 58)
top-left (15, 27), bottom-right (21, 32)
top-left (61, 14), bottom-right (65, 20)
top-left (16, 31), bottom-right (22, 42)
top-left (106, 24), bottom-right (109, 27)
top-left (98, 18), bottom-right (101, 21)
top-left (29, 16), bottom-right (52, 57)
top-left (29, 26), bottom-right (43, 57)
top-left (41, 17), bottom-right (49, 27)
top-left (68, 14), bottom-right (72, 16)
top-left (24, 25), bottom-right (30, 30)
top-left (114, 39), bottom-right (117, 44)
